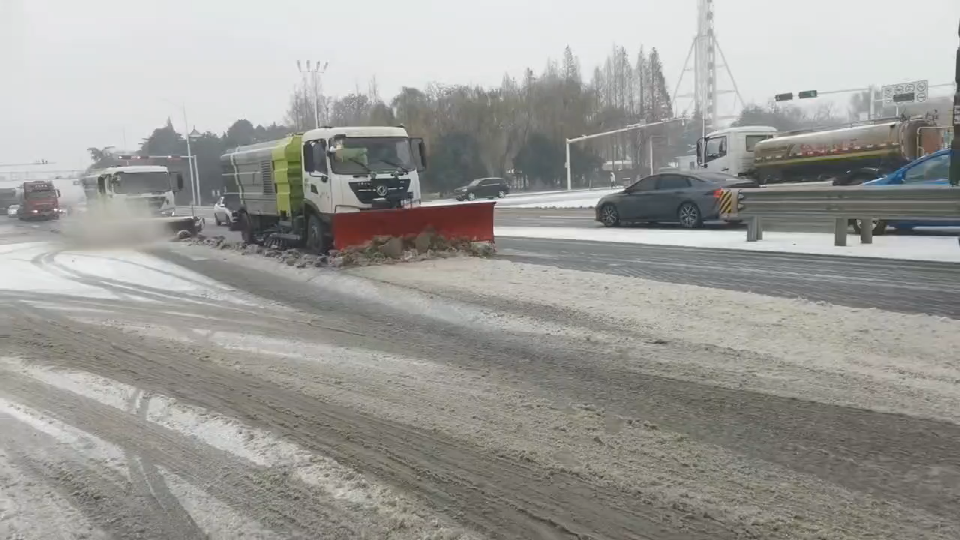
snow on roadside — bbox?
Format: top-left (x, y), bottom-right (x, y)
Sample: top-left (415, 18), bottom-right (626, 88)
top-left (0, 358), bottom-right (480, 540)
top-left (421, 187), bottom-right (618, 208)
top-left (507, 198), bottom-right (600, 209)
top-left (0, 448), bottom-right (110, 540)
top-left (350, 258), bottom-right (960, 425)
top-left (494, 225), bottom-right (960, 263)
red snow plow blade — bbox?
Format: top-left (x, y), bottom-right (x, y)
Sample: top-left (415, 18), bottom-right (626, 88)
top-left (331, 202), bottom-right (495, 250)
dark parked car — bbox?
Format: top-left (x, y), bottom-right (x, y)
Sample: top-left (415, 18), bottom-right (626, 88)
top-left (453, 178), bottom-right (510, 201)
top-left (595, 171), bottom-right (757, 228)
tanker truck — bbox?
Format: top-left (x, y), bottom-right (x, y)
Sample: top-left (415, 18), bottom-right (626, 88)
top-left (221, 125), bottom-right (494, 252)
top-left (698, 116), bottom-right (944, 185)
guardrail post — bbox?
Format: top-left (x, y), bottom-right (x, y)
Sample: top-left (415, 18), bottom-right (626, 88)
top-left (746, 216), bottom-right (763, 242)
top-left (834, 218), bottom-right (847, 247)
top-left (859, 217), bottom-right (874, 244)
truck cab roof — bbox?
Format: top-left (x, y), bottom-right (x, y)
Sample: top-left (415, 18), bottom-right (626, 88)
top-left (302, 125), bottom-right (410, 142)
top-left (704, 125), bottom-right (778, 138)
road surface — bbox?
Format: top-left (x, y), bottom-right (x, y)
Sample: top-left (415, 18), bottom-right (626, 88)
top-left (1, 216), bottom-right (959, 539)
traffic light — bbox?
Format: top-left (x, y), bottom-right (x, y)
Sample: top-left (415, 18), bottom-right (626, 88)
top-left (798, 90), bottom-right (818, 99)
top-left (774, 93), bottom-right (794, 102)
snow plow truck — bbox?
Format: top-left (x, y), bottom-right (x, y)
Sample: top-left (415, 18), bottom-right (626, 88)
top-left (79, 165), bottom-right (203, 236)
top-left (698, 116), bottom-right (945, 185)
top-left (220, 125), bottom-right (495, 252)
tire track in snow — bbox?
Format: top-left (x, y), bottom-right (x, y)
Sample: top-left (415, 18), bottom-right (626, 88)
top-left (4, 306), bottom-right (733, 539)
top-left (0, 406), bottom-right (175, 539)
top-left (123, 388), bottom-right (207, 540)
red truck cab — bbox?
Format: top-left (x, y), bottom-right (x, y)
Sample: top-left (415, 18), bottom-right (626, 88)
top-left (18, 181), bottom-right (61, 220)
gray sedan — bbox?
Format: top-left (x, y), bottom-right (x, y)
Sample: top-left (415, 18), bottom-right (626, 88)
top-left (595, 171), bottom-right (757, 228)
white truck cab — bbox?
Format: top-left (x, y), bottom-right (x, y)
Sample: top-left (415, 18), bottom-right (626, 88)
top-left (81, 165), bottom-right (184, 216)
top-left (697, 125), bottom-right (778, 177)
top-left (300, 125), bottom-right (425, 213)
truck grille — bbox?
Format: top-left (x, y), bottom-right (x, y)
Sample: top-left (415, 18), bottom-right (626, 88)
top-left (349, 178), bottom-right (412, 204)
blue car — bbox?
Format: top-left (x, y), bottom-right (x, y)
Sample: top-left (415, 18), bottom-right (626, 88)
top-left (855, 149), bottom-right (959, 234)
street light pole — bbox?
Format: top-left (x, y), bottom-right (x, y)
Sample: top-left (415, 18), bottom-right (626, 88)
top-left (950, 17), bottom-right (960, 187)
top-left (180, 105), bottom-right (197, 209)
top-left (565, 119), bottom-right (682, 191)
top-left (297, 60), bottom-right (328, 129)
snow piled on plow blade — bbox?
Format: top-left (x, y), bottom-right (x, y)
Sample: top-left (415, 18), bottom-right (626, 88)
top-left (331, 202), bottom-right (495, 250)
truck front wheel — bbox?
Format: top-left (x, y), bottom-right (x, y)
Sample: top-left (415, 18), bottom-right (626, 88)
top-left (306, 214), bottom-right (329, 253)
top-left (238, 211), bottom-right (255, 244)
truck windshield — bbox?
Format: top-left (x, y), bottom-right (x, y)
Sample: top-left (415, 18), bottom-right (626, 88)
top-left (330, 137), bottom-right (415, 175)
top-left (24, 188), bottom-right (56, 200)
top-left (114, 172), bottom-right (171, 194)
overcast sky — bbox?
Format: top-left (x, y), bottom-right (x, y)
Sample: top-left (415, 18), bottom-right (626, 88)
top-left (1, 0), bottom-right (958, 169)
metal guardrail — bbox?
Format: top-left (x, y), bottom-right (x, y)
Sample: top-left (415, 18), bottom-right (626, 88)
top-left (720, 185), bottom-right (960, 246)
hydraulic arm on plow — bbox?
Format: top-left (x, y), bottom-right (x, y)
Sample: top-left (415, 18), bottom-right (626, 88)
top-left (221, 126), bottom-right (495, 252)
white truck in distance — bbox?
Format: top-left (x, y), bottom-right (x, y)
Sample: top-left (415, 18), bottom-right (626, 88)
top-left (80, 165), bottom-right (184, 216)
top-left (696, 125), bottom-right (778, 178)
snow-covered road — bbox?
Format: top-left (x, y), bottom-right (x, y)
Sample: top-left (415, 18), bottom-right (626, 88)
top-left (3, 222), bottom-right (960, 539)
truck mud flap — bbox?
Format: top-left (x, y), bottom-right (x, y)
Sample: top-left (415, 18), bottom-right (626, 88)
top-left (331, 202), bottom-right (495, 250)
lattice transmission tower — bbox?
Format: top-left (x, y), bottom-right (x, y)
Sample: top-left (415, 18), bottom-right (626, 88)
top-left (672, 0), bottom-right (745, 133)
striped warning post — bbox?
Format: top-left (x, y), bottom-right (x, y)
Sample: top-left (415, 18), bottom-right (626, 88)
top-left (717, 189), bottom-right (736, 218)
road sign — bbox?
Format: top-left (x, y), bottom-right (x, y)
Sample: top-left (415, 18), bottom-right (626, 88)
top-left (774, 93), bottom-right (793, 102)
top-left (798, 90), bottom-right (818, 99)
top-left (881, 80), bottom-right (928, 105)
top-left (893, 92), bottom-right (916, 103)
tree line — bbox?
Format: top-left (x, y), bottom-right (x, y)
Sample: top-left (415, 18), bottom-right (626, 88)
top-left (88, 44), bottom-right (678, 201)
top-left (87, 44), bottom-right (954, 203)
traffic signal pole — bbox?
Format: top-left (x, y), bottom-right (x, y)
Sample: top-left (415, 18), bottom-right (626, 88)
top-left (950, 17), bottom-right (960, 187)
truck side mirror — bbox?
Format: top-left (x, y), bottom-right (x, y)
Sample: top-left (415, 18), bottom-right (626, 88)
top-left (411, 138), bottom-right (427, 171)
top-left (56, 190), bottom-right (61, 197)
top-left (696, 138), bottom-right (704, 165)
top-left (175, 173), bottom-right (184, 191)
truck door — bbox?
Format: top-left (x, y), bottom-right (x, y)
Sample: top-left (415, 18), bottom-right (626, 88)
top-left (703, 135), bottom-right (729, 173)
top-left (303, 139), bottom-right (331, 212)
